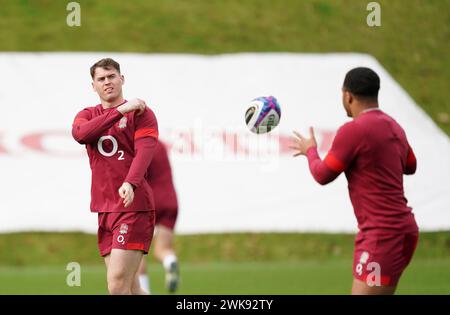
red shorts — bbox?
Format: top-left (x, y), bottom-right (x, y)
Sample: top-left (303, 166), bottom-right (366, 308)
top-left (97, 211), bottom-right (155, 257)
top-left (156, 207), bottom-right (178, 230)
top-left (353, 231), bottom-right (418, 287)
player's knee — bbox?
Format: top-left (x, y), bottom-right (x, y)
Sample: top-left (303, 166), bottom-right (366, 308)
top-left (107, 271), bottom-right (132, 295)
top-left (108, 280), bottom-right (131, 295)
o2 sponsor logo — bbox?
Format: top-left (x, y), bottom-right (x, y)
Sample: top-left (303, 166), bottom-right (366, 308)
top-left (97, 135), bottom-right (124, 160)
top-left (117, 234), bottom-right (126, 245)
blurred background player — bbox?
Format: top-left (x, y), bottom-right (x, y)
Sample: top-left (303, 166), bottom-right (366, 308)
top-left (72, 58), bottom-right (159, 295)
top-left (138, 140), bottom-right (180, 293)
top-left (291, 67), bottom-right (419, 295)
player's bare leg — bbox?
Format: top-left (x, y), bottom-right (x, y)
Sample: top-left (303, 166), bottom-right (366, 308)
top-left (104, 254), bottom-right (110, 267)
top-left (138, 257), bottom-right (147, 274)
top-left (105, 249), bottom-right (148, 295)
top-left (131, 271), bottom-right (149, 295)
top-left (154, 225), bottom-right (179, 292)
top-left (137, 257), bottom-right (151, 293)
top-left (154, 225), bottom-right (175, 261)
top-left (107, 253), bottom-right (148, 295)
top-left (351, 278), bottom-right (397, 295)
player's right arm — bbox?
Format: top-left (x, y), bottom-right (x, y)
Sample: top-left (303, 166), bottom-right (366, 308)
top-left (72, 99), bottom-right (146, 144)
top-left (305, 122), bottom-right (361, 185)
top-left (305, 148), bottom-right (341, 185)
top-left (72, 108), bottom-right (123, 144)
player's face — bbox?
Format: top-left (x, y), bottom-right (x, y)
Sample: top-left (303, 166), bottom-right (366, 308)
top-left (92, 67), bottom-right (124, 102)
top-left (342, 88), bottom-right (352, 117)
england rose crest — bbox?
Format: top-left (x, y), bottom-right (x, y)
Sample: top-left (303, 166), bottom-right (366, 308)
top-left (119, 223), bottom-right (128, 234)
top-left (118, 116), bottom-right (127, 129)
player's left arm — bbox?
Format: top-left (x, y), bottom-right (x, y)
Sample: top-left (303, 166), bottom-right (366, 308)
top-left (124, 107), bottom-right (159, 189)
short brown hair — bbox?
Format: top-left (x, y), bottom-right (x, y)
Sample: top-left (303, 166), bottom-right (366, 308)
top-left (90, 58), bottom-right (121, 78)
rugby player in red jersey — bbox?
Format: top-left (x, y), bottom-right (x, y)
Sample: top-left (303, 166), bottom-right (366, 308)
top-left (137, 140), bottom-right (180, 294)
top-left (72, 58), bottom-right (158, 295)
top-left (291, 67), bottom-right (418, 295)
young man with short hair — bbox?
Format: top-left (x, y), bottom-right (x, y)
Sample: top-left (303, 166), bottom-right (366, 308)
top-left (72, 58), bottom-right (159, 295)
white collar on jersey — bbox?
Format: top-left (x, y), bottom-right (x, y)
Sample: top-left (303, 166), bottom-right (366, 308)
top-left (361, 107), bottom-right (381, 114)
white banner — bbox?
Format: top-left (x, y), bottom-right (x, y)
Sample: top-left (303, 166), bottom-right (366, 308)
top-left (0, 53), bottom-right (448, 233)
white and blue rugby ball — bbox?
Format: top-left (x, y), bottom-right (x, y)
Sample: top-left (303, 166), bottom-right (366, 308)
top-left (245, 96), bottom-right (281, 134)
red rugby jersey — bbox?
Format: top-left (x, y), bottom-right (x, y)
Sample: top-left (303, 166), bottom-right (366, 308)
top-left (72, 101), bottom-right (158, 213)
top-left (147, 141), bottom-right (178, 211)
top-left (306, 109), bottom-right (418, 233)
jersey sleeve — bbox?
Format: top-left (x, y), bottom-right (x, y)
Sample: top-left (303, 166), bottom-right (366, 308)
top-left (72, 108), bottom-right (124, 144)
top-left (324, 122), bottom-right (362, 172)
top-left (134, 107), bottom-right (159, 141)
top-left (124, 107), bottom-right (159, 187)
top-left (404, 144), bottom-right (417, 175)
top-left (306, 122), bottom-right (362, 185)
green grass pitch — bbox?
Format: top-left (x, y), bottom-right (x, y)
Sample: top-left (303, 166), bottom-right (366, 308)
top-left (0, 232), bottom-right (449, 294)
top-left (1, 259), bottom-right (449, 295)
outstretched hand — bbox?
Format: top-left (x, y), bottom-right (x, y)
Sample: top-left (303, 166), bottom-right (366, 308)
top-left (290, 127), bottom-right (318, 157)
